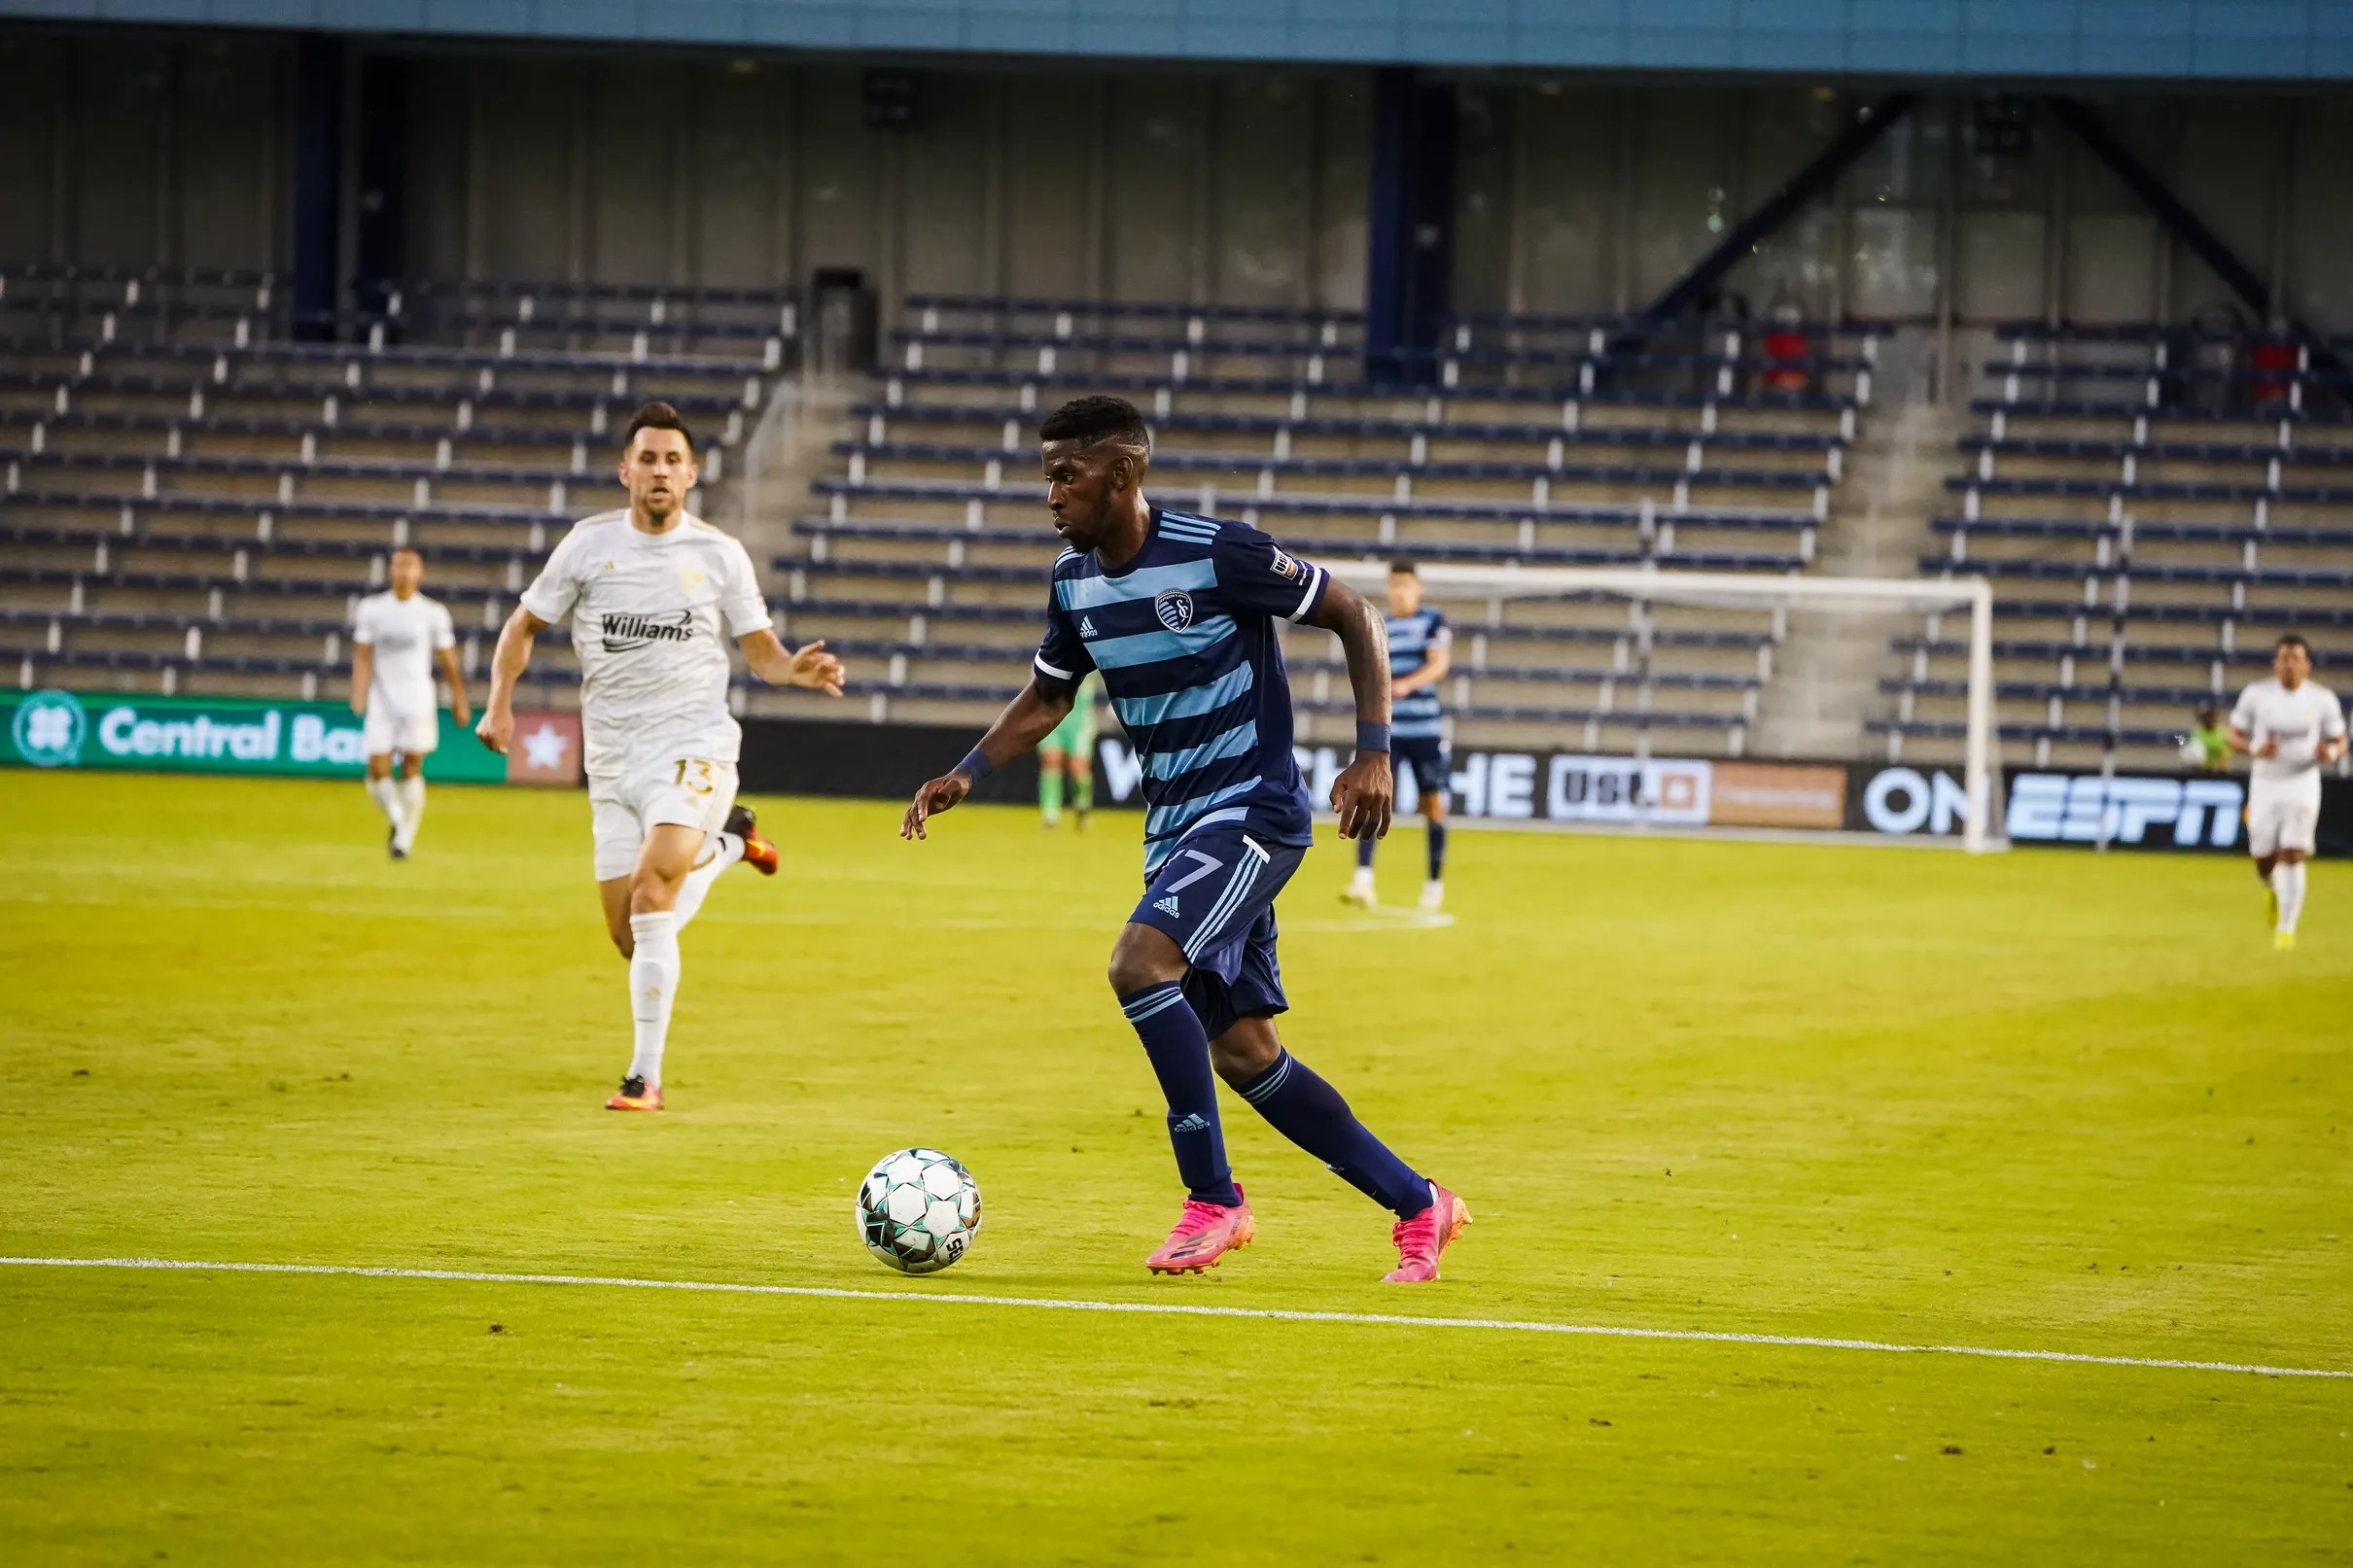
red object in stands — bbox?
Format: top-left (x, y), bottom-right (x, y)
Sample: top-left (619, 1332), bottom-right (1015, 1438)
top-left (1762, 329), bottom-right (1809, 391)
top-left (2250, 339), bottom-right (2297, 403)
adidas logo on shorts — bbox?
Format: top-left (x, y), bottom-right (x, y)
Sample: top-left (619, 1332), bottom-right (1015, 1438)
top-left (1153, 895), bottom-right (1181, 917)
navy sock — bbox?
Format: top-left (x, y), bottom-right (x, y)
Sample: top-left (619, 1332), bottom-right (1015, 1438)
top-left (1118, 983), bottom-right (1242, 1206)
top-left (1236, 1050), bottom-right (1430, 1217)
top-left (1426, 819), bottom-right (1448, 881)
top-left (1356, 832), bottom-right (1376, 869)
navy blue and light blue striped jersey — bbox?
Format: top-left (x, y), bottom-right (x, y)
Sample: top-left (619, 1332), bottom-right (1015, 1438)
top-left (1031, 506), bottom-right (1331, 875)
top-left (1387, 607), bottom-right (1452, 742)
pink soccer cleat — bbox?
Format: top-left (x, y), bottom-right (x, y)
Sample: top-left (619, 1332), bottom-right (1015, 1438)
top-left (1384, 1183), bottom-right (1470, 1282)
top-left (1145, 1186), bottom-right (1255, 1274)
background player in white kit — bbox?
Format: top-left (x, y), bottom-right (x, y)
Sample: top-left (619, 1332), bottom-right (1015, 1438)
top-left (474, 402), bottom-right (846, 1109)
top-left (2229, 634), bottom-right (2347, 951)
top-left (350, 546), bottom-right (470, 859)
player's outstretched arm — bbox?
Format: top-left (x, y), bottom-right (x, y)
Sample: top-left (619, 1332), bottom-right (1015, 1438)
top-left (348, 643), bottom-right (372, 717)
top-left (1306, 577), bottom-right (1394, 842)
top-left (474, 606), bottom-right (549, 754)
top-left (900, 679), bottom-right (1074, 841)
top-left (738, 630), bottom-right (846, 696)
top-left (436, 645), bottom-right (472, 727)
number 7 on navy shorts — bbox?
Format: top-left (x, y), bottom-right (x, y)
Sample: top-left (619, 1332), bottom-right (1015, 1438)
top-left (1129, 826), bottom-right (1307, 1035)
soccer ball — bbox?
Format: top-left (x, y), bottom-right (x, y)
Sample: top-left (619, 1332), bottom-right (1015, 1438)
top-left (857, 1148), bottom-right (982, 1274)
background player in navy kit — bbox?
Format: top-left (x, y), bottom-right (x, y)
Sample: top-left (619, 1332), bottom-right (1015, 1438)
top-left (901, 397), bottom-right (1469, 1282)
top-left (1343, 560), bottom-right (1452, 913)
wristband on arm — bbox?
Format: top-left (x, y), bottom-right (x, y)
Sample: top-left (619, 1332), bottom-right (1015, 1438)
top-left (1356, 721), bottom-right (1391, 754)
top-left (958, 748), bottom-right (996, 782)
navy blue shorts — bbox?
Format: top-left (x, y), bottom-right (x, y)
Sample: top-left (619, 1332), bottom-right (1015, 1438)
top-left (1393, 735), bottom-right (1453, 809)
top-left (1130, 825), bottom-right (1307, 1040)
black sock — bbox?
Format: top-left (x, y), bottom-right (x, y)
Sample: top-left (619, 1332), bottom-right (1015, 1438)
top-left (1236, 1050), bottom-right (1430, 1217)
top-left (1119, 984), bottom-right (1242, 1206)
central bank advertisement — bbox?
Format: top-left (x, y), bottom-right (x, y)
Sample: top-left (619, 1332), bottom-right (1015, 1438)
top-left (0, 688), bottom-right (579, 785)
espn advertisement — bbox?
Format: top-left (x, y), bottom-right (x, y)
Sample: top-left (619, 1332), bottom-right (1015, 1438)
top-left (1849, 763), bottom-right (2353, 854)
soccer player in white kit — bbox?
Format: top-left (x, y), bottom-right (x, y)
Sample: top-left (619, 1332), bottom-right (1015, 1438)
top-left (474, 402), bottom-right (846, 1109)
top-left (2228, 634), bottom-right (2347, 951)
top-left (351, 546), bottom-right (471, 859)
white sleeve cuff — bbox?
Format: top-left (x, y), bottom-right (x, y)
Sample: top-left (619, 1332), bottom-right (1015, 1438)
top-left (1035, 653), bottom-right (1074, 680)
top-left (720, 597), bottom-right (772, 638)
top-left (1287, 565), bottom-right (1326, 623)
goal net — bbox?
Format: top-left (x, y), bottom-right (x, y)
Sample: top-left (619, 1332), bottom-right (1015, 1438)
top-left (1314, 561), bottom-right (2003, 854)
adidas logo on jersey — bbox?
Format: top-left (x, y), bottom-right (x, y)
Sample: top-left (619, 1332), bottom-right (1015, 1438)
top-left (1170, 1113), bottom-right (1210, 1132)
top-left (1078, 615), bottom-right (1099, 638)
top-left (1153, 894), bottom-right (1181, 916)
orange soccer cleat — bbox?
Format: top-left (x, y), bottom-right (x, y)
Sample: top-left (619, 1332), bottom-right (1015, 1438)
top-left (1384, 1183), bottom-right (1470, 1282)
top-left (726, 804), bottom-right (780, 877)
top-left (1146, 1186), bottom-right (1256, 1274)
top-left (605, 1074), bottom-right (664, 1112)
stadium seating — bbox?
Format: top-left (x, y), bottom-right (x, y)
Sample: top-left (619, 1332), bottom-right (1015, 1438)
top-left (782, 295), bottom-right (1875, 749)
top-left (4, 274), bottom-right (1879, 755)
top-left (0, 263), bottom-right (786, 705)
top-left (1879, 322), bottom-right (2353, 769)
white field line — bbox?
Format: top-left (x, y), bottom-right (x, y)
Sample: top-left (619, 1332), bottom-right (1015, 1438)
top-left (5, 1256), bottom-right (2345, 1381)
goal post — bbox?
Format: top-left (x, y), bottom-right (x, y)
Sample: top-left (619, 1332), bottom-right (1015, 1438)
top-left (1319, 561), bottom-right (2002, 854)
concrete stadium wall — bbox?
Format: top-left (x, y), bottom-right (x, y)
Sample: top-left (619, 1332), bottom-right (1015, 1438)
top-left (10, 28), bottom-right (2353, 331)
top-left (0, 29), bottom-right (294, 275)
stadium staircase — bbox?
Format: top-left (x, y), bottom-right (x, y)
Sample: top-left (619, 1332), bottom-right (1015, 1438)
top-left (0, 262), bottom-right (790, 708)
top-left (772, 295), bottom-right (1879, 754)
top-left (1876, 324), bottom-right (2353, 770)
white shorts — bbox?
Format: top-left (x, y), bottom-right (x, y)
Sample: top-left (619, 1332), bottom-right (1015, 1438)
top-left (362, 707), bottom-right (439, 757)
top-left (2246, 786), bottom-right (2320, 857)
top-left (588, 755), bottom-right (740, 882)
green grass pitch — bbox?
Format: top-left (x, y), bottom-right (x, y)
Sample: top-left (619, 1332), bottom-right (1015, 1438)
top-left (3, 769), bottom-right (2349, 1563)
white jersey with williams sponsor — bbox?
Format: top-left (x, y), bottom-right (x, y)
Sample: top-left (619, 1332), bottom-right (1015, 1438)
top-left (519, 509), bottom-right (769, 779)
top-left (352, 590), bottom-right (455, 716)
top-left (2230, 676), bottom-right (2345, 802)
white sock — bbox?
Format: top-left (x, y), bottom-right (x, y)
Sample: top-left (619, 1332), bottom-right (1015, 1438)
top-left (627, 911), bottom-right (680, 1088)
top-left (394, 775), bottom-right (426, 850)
top-left (2273, 860), bottom-right (2308, 933)
top-left (366, 775), bottom-right (404, 829)
top-left (672, 832), bottom-right (745, 929)
top-left (1349, 865), bottom-right (1375, 891)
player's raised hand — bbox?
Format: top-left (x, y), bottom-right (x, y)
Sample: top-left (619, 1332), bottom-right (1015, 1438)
top-left (900, 772), bottom-right (971, 841)
top-left (1331, 751), bottom-right (1393, 842)
top-left (475, 706), bottom-right (515, 755)
top-left (789, 639), bottom-right (846, 696)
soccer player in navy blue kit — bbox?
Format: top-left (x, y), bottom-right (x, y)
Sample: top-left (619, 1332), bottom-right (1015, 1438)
top-left (901, 397), bottom-right (1469, 1282)
top-left (1343, 560), bottom-right (1452, 913)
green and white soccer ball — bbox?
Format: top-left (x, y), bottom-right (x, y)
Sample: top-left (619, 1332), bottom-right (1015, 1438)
top-left (857, 1148), bottom-right (981, 1274)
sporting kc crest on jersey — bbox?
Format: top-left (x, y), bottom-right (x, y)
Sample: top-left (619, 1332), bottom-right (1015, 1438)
top-left (1154, 590), bottom-right (1196, 632)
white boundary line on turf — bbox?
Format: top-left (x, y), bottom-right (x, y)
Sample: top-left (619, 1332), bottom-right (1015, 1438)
top-left (6, 1256), bottom-right (2344, 1381)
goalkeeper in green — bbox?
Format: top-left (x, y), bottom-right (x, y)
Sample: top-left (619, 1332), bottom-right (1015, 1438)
top-left (1040, 671), bottom-right (1105, 828)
